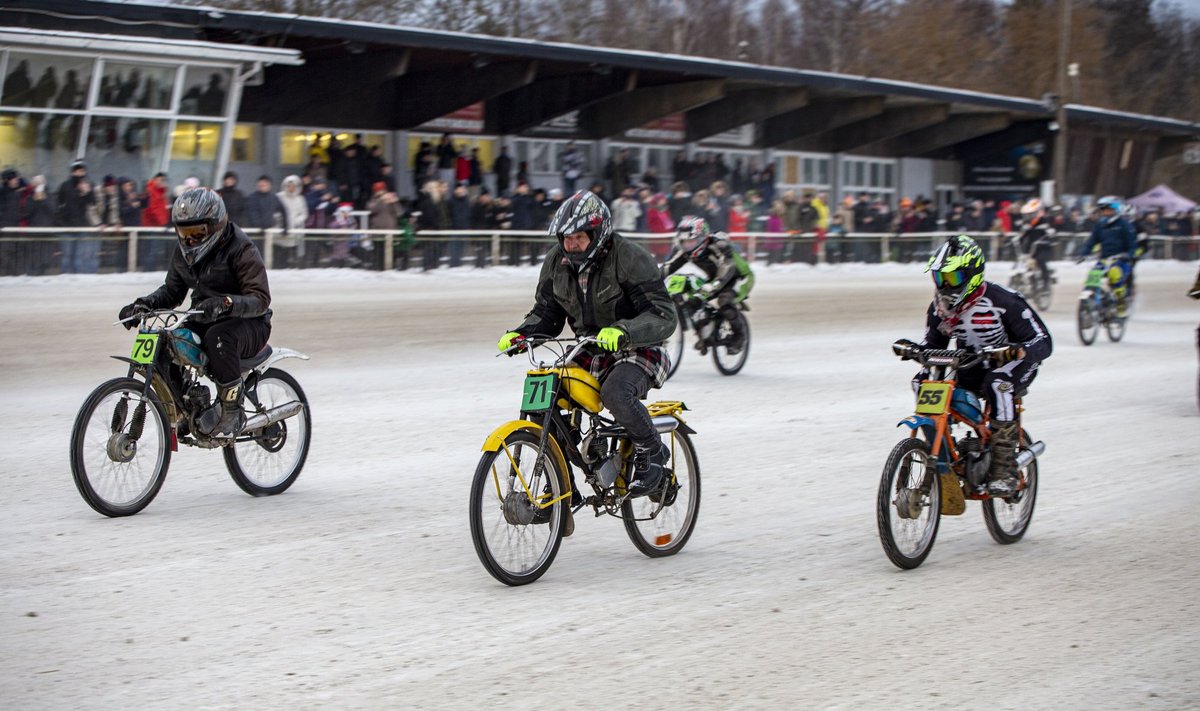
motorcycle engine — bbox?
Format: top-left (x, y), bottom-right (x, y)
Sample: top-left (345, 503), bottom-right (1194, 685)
top-left (185, 383), bottom-right (211, 413)
top-left (956, 435), bottom-right (990, 489)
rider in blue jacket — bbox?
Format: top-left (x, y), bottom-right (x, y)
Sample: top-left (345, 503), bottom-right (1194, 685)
top-left (1076, 196), bottom-right (1137, 315)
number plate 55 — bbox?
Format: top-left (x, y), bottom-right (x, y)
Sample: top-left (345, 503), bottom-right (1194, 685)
top-left (915, 382), bottom-right (951, 415)
top-left (520, 373), bottom-right (556, 414)
top-left (130, 333), bottom-right (159, 364)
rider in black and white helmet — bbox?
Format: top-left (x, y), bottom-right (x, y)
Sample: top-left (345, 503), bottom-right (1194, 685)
top-left (118, 186), bottom-right (273, 438)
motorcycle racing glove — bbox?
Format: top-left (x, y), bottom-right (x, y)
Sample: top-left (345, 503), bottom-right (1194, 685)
top-left (596, 327), bottom-right (628, 352)
top-left (497, 331), bottom-right (526, 353)
top-left (118, 301), bottom-right (150, 330)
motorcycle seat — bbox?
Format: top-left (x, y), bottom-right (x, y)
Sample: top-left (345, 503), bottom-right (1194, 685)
top-left (240, 345), bottom-right (273, 370)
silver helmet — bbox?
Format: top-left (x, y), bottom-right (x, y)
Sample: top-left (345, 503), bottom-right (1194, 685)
top-left (172, 187), bottom-right (229, 266)
top-left (547, 190), bottom-right (613, 268)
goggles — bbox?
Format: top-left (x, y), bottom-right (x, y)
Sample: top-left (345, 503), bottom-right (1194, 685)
top-left (933, 269), bottom-right (965, 289)
top-left (176, 222), bottom-right (211, 247)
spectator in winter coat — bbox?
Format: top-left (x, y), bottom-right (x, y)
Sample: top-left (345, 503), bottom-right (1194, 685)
top-left (492, 146), bottom-right (513, 197)
top-left (57, 162), bottom-right (98, 273)
top-left (217, 171), bottom-right (246, 225)
top-left (447, 183), bottom-right (472, 267)
top-left (18, 176), bottom-right (55, 274)
top-left (275, 174), bottom-right (308, 267)
top-left (242, 176), bottom-right (285, 235)
top-left (611, 186), bottom-right (643, 233)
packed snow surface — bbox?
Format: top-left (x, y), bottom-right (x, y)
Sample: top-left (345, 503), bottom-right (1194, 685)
top-left (1, 260), bottom-right (1198, 709)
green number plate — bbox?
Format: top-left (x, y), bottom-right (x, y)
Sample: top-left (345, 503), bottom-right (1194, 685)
top-left (130, 333), bottom-right (159, 364)
top-left (520, 373), bottom-right (556, 413)
top-left (915, 382), bottom-right (951, 415)
top-left (1084, 269), bottom-right (1103, 288)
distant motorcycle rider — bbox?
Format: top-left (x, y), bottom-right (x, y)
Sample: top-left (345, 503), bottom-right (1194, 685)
top-left (661, 215), bottom-right (755, 354)
top-left (1016, 198), bottom-right (1055, 289)
top-left (497, 190), bottom-right (677, 497)
top-left (118, 187), bottom-right (272, 438)
top-left (1076, 196), bottom-right (1137, 316)
top-left (895, 235), bottom-right (1053, 496)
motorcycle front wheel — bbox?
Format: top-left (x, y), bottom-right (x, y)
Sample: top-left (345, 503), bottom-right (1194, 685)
top-left (1032, 280), bottom-right (1053, 311)
top-left (470, 429), bottom-right (568, 586)
top-left (621, 429), bottom-right (701, 558)
top-left (224, 368), bottom-right (311, 496)
top-left (982, 430), bottom-right (1039, 544)
top-left (70, 377), bottom-right (172, 517)
top-left (877, 437), bottom-right (941, 569)
top-left (711, 310), bottom-right (750, 376)
top-left (664, 302), bottom-right (687, 380)
top-left (1105, 301), bottom-right (1127, 342)
top-left (1076, 295), bottom-right (1099, 346)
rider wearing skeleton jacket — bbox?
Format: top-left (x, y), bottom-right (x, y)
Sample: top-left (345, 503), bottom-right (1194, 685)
top-left (904, 235), bottom-right (1053, 496)
top-left (118, 187), bottom-right (271, 439)
top-left (661, 215), bottom-right (755, 354)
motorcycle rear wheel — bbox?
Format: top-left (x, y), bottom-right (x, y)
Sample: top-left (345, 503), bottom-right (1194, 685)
top-left (224, 368), bottom-right (311, 496)
top-left (982, 430), bottom-right (1039, 544)
top-left (877, 437), bottom-right (941, 569)
top-left (621, 429), bottom-right (701, 558)
top-left (470, 429), bottom-right (567, 586)
top-left (1076, 296), bottom-right (1099, 346)
top-left (711, 310), bottom-right (750, 376)
top-left (70, 377), bottom-right (171, 517)
top-left (664, 303), bottom-right (687, 381)
top-left (1032, 281), bottom-right (1053, 311)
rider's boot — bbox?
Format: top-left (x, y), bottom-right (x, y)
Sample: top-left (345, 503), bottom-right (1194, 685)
top-left (720, 304), bottom-right (745, 354)
top-left (196, 378), bottom-right (246, 438)
top-left (986, 419), bottom-right (1020, 496)
top-left (626, 440), bottom-right (670, 497)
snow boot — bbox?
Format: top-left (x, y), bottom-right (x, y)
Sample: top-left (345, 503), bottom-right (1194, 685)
top-left (197, 378), bottom-right (246, 438)
top-left (987, 419), bottom-right (1019, 496)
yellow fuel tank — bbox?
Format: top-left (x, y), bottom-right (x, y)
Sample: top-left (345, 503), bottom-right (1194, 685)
top-left (529, 366), bottom-right (603, 413)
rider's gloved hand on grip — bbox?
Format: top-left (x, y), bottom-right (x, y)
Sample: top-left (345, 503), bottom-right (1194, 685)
top-left (118, 301), bottom-right (149, 330)
top-left (892, 338), bottom-right (917, 360)
top-left (596, 327), bottom-right (628, 352)
top-left (196, 297), bottom-right (229, 320)
top-left (991, 345), bottom-right (1026, 364)
top-left (497, 331), bottom-right (526, 354)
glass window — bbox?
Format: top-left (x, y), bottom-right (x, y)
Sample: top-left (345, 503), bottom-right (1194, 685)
top-left (169, 121), bottom-right (222, 182)
top-left (84, 116), bottom-right (171, 183)
top-left (870, 162), bottom-right (880, 187)
top-left (0, 110), bottom-right (84, 179)
top-left (854, 162), bottom-right (865, 186)
top-left (230, 123), bottom-right (259, 163)
top-left (883, 162), bottom-right (894, 188)
top-left (2, 52), bottom-right (93, 110)
top-left (179, 67), bottom-right (232, 117)
top-left (97, 62), bottom-right (177, 111)
top-left (816, 158), bottom-right (828, 185)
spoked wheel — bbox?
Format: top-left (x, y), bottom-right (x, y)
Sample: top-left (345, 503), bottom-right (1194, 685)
top-left (1076, 296), bottom-right (1099, 346)
top-left (1008, 274), bottom-right (1025, 295)
top-left (621, 429), bottom-right (701, 557)
top-left (664, 303), bottom-right (687, 380)
top-left (70, 377), bottom-right (172, 517)
top-left (224, 368), bottom-right (311, 496)
top-left (711, 310), bottom-right (750, 376)
top-left (1032, 280), bottom-right (1053, 311)
top-left (877, 437), bottom-right (941, 569)
top-left (1105, 307), bottom-right (1127, 342)
top-left (470, 429), bottom-right (568, 586)
top-left (982, 429), bottom-right (1039, 544)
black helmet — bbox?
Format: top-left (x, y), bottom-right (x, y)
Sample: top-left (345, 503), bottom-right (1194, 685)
top-left (172, 187), bottom-right (229, 266)
top-left (547, 190), bottom-right (613, 268)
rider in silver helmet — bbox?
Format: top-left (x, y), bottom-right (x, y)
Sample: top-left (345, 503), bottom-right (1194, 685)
top-left (118, 186), bottom-right (272, 438)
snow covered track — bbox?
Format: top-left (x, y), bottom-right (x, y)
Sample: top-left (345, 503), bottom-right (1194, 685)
top-left (1, 261), bottom-right (1198, 708)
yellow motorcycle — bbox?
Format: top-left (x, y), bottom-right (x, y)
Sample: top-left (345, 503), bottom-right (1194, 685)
top-left (470, 336), bottom-right (701, 586)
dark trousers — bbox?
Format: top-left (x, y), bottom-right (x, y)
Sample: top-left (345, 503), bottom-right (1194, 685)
top-left (599, 362), bottom-right (657, 450)
top-left (191, 317), bottom-right (271, 384)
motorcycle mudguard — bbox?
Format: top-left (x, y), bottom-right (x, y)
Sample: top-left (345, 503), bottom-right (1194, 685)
top-left (481, 420), bottom-right (571, 484)
top-left (897, 415), bottom-right (938, 446)
top-left (253, 347), bottom-right (310, 374)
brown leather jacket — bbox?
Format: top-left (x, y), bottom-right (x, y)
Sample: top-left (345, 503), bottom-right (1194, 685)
top-left (139, 223), bottom-right (272, 325)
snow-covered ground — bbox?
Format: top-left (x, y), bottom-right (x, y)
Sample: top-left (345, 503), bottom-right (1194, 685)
top-left (2, 260), bottom-right (1198, 709)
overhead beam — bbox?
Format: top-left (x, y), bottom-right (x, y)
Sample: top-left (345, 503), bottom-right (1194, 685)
top-left (391, 61), bottom-right (539, 128)
top-left (578, 79), bottom-right (726, 139)
top-left (855, 113), bottom-right (1013, 158)
top-left (485, 71), bottom-right (634, 135)
top-left (784, 104), bottom-right (950, 153)
top-left (946, 120), bottom-right (1051, 162)
top-left (242, 49), bottom-right (410, 124)
top-left (762, 97), bottom-right (885, 148)
top-left (684, 88), bottom-right (809, 143)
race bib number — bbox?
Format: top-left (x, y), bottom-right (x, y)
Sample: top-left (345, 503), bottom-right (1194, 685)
top-left (915, 382), bottom-right (951, 415)
top-left (130, 333), bottom-right (159, 364)
top-left (1084, 268), bottom-right (1103, 288)
top-left (520, 373), bottom-right (556, 413)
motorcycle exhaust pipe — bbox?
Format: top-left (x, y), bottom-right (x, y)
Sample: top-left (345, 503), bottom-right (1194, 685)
top-left (242, 401), bottom-right (304, 433)
top-left (651, 415), bottom-right (680, 434)
top-left (1014, 440), bottom-right (1046, 470)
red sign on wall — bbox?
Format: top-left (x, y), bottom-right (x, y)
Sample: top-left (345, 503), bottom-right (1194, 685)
top-left (420, 102), bottom-right (485, 134)
top-left (625, 113), bottom-right (685, 143)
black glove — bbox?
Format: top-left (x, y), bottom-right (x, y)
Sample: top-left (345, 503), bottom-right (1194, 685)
top-left (892, 338), bottom-right (917, 360)
top-left (990, 345), bottom-right (1026, 364)
top-left (118, 301), bottom-right (149, 330)
top-left (196, 296), bottom-right (230, 320)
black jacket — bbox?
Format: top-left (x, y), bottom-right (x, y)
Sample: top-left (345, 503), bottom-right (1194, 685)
top-left (138, 224), bottom-right (272, 326)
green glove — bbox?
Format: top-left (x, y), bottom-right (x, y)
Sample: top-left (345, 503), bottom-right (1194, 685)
top-left (596, 327), bottom-right (627, 351)
top-left (497, 331), bottom-right (525, 353)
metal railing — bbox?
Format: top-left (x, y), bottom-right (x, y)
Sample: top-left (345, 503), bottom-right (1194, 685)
top-left (1, 226), bottom-right (1196, 275)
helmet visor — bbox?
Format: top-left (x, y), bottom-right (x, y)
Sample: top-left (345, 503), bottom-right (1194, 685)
top-left (176, 222), bottom-right (213, 248)
top-left (933, 269), bottom-right (965, 290)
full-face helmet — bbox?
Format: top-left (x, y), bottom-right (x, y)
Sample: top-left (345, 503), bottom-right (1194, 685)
top-left (547, 190), bottom-right (613, 268)
top-left (927, 234), bottom-right (986, 315)
top-left (172, 187), bottom-right (229, 266)
top-left (675, 215), bottom-right (713, 257)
